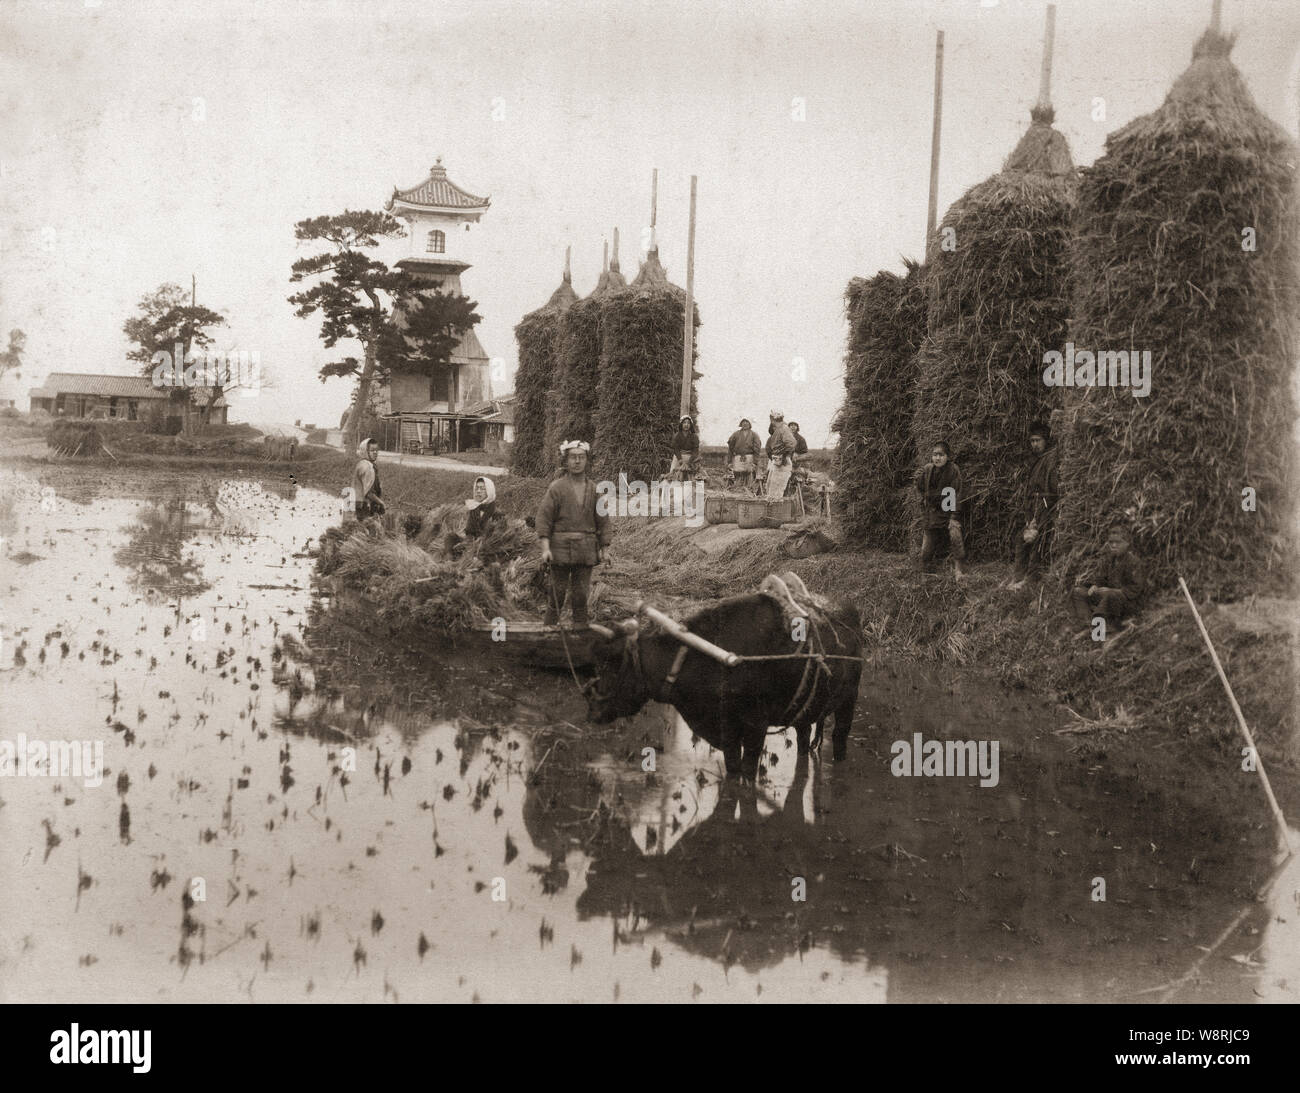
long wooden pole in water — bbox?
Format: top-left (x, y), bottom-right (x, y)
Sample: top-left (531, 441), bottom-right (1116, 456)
top-left (1177, 577), bottom-right (1292, 855)
top-left (680, 175), bottom-right (697, 418)
top-left (926, 29), bottom-right (944, 259)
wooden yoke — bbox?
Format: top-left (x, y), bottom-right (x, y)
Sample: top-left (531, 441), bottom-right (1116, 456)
top-left (635, 601), bottom-right (741, 668)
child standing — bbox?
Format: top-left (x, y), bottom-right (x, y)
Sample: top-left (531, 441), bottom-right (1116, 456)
top-left (915, 441), bottom-right (967, 578)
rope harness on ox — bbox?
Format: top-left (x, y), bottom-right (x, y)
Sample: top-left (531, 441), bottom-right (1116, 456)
top-left (594, 573), bottom-right (864, 741)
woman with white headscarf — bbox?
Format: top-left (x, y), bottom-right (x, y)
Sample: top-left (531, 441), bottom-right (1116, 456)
top-left (350, 438), bottom-right (385, 519)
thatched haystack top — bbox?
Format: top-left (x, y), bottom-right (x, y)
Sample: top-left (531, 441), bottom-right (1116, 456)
top-left (1003, 116), bottom-right (1075, 176)
top-left (632, 246), bottom-right (673, 290)
top-left (591, 262), bottom-right (628, 297)
top-left (545, 271), bottom-right (578, 311)
top-left (1110, 30), bottom-right (1289, 146)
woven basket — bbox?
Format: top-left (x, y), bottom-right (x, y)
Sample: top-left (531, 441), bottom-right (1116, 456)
top-left (704, 494), bottom-right (743, 525)
top-left (737, 499), bottom-right (768, 529)
top-left (766, 498), bottom-right (796, 525)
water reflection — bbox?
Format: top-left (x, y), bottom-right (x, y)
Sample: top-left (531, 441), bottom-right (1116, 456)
top-left (0, 468), bottom-right (1292, 1003)
top-left (113, 495), bottom-right (213, 599)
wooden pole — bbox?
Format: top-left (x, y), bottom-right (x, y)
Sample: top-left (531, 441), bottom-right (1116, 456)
top-left (680, 175), bottom-right (697, 419)
top-left (926, 29), bottom-right (944, 258)
top-left (637, 602), bottom-right (740, 667)
top-left (1210, 0), bottom-right (1222, 33)
top-left (564, 244), bottom-right (571, 280)
top-left (612, 226), bottom-right (620, 271)
top-left (1037, 5), bottom-right (1056, 109)
top-left (650, 167), bottom-right (658, 250)
top-left (1177, 577), bottom-right (1293, 855)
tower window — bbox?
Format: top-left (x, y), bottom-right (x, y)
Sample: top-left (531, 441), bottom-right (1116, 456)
top-left (426, 229), bottom-right (445, 254)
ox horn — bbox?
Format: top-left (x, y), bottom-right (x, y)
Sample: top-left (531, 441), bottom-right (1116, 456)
top-left (587, 622), bottom-right (615, 639)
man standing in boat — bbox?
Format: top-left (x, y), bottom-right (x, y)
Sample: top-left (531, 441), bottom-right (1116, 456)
top-left (536, 440), bottom-right (611, 628)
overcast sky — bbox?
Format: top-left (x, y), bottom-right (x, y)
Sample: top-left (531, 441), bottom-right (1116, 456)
top-left (3, 0), bottom-right (1298, 445)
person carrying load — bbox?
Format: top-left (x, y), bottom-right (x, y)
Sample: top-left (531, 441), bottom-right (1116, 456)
top-left (536, 440), bottom-right (611, 628)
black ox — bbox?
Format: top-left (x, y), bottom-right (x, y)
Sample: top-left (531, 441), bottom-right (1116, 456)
top-left (583, 589), bottom-right (863, 780)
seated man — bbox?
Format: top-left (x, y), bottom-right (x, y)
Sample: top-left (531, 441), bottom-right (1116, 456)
top-left (1070, 521), bottom-right (1144, 637)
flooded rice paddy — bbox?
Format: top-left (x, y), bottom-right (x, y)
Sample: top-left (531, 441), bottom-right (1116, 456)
top-left (0, 468), bottom-right (1294, 1002)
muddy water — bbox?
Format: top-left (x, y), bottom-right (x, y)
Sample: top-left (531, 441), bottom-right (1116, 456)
top-left (0, 469), bottom-right (1292, 1003)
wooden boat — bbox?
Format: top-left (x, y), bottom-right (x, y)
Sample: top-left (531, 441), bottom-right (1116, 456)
top-left (319, 578), bottom-right (606, 670)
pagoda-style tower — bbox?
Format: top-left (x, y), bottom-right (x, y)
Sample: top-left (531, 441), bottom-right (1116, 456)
top-left (382, 158), bottom-right (493, 415)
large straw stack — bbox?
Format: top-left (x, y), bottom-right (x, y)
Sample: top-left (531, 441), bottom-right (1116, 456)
top-left (593, 245), bottom-right (699, 485)
top-left (547, 244), bottom-right (626, 467)
top-left (835, 259), bottom-right (927, 548)
top-left (910, 104), bottom-right (1077, 560)
top-left (511, 262), bottom-right (577, 477)
top-left (1055, 29), bottom-right (1299, 597)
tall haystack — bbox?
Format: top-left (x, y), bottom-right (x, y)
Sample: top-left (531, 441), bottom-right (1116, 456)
top-left (593, 241), bottom-right (699, 484)
top-left (547, 239), bottom-right (627, 468)
top-left (1055, 28), bottom-right (1300, 597)
top-left (835, 259), bottom-right (928, 548)
top-left (910, 101), bottom-right (1077, 560)
top-left (511, 253), bottom-right (578, 477)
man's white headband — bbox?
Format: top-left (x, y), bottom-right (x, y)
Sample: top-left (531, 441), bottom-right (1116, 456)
top-left (559, 440), bottom-right (590, 455)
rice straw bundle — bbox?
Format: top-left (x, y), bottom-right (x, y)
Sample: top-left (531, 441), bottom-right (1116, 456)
top-left (1055, 28), bottom-right (1299, 597)
top-left (319, 521), bottom-right (546, 633)
top-left (910, 104), bottom-right (1077, 560)
top-left (835, 259), bottom-right (927, 548)
top-left (47, 420), bottom-right (105, 457)
top-left (512, 261), bottom-right (578, 477)
top-left (593, 245), bottom-right (699, 485)
top-left (548, 244), bottom-right (625, 466)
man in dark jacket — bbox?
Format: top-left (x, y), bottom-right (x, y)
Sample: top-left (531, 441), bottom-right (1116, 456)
top-left (1009, 422), bottom-right (1060, 589)
top-left (788, 422), bottom-right (810, 461)
top-left (537, 440), bottom-right (611, 628)
top-left (1070, 522), bottom-right (1144, 635)
top-left (915, 441), bottom-right (966, 578)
